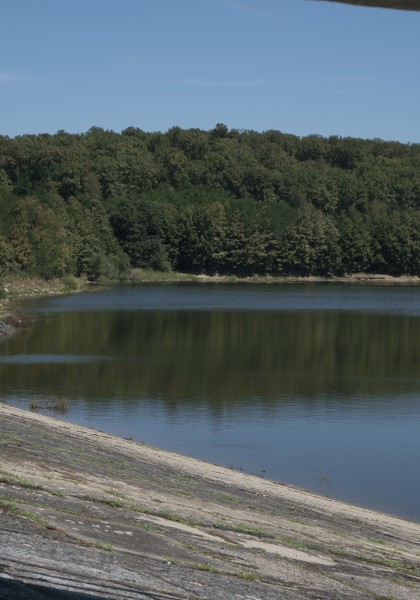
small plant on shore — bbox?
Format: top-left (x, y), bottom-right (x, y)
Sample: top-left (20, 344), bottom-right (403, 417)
top-left (0, 500), bottom-right (48, 525)
top-left (215, 522), bottom-right (274, 538)
top-left (96, 542), bottom-right (113, 552)
top-left (128, 505), bottom-right (194, 525)
top-left (331, 548), bottom-right (419, 576)
top-left (103, 498), bottom-right (124, 508)
top-left (0, 469), bottom-right (42, 491)
top-left (275, 535), bottom-right (313, 550)
top-left (193, 563), bottom-right (220, 573)
top-left (105, 488), bottom-right (130, 500)
top-left (136, 522), bottom-right (162, 534)
top-left (235, 570), bottom-right (261, 581)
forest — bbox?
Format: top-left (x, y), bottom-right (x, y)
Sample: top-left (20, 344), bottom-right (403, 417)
top-left (1, 124), bottom-right (419, 281)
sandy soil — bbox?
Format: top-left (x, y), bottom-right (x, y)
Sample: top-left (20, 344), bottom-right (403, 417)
top-left (1, 404), bottom-right (420, 599)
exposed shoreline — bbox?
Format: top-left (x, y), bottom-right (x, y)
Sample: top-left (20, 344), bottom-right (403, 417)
top-left (2, 270), bottom-right (419, 338)
top-left (1, 269), bottom-right (419, 318)
top-left (128, 269), bottom-right (420, 285)
top-left (1, 403), bottom-right (419, 599)
top-left (0, 270), bottom-right (418, 349)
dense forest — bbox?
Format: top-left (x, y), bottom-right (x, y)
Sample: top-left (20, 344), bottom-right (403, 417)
top-left (1, 124), bottom-right (420, 281)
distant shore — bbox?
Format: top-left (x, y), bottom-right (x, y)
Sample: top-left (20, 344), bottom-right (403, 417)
top-left (182, 272), bottom-right (420, 285)
top-left (1, 270), bottom-right (419, 335)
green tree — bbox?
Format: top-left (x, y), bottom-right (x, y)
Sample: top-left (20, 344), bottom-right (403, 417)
top-left (0, 234), bottom-right (14, 279)
top-left (177, 202), bottom-right (228, 274)
top-left (338, 213), bottom-right (373, 273)
top-left (281, 207), bottom-right (341, 275)
top-left (111, 197), bottom-right (179, 271)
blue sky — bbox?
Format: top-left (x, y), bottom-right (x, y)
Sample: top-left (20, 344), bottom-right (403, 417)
top-left (1, 0), bottom-right (419, 142)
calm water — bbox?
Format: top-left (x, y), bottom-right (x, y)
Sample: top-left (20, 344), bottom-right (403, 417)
top-left (1, 283), bottom-right (420, 521)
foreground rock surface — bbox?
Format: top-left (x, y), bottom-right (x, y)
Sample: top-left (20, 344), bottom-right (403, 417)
top-left (0, 404), bottom-right (419, 599)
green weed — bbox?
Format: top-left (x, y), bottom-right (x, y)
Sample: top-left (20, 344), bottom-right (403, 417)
top-left (193, 563), bottom-right (220, 573)
top-left (0, 469), bottom-right (42, 490)
top-left (275, 535), bottom-right (313, 550)
top-left (128, 505), bottom-right (194, 525)
top-left (105, 489), bottom-right (129, 500)
top-left (102, 498), bottom-right (124, 508)
top-left (96, 542), bottom-right (113, 552)
top-left (215, 522), bottom-right (274, 538)
top-left (235, 570), bottom-right (261, 581)
top-left (0, 500), bottom-right (48, 525)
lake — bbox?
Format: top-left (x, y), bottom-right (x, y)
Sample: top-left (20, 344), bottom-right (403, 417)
top-left (1, 282), bottom-right (420, 521)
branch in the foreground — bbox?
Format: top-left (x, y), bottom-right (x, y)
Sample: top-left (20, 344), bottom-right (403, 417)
top-left (318, 0), bottom-right (420, 11)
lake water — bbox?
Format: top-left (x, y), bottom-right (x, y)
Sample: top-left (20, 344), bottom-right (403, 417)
top-left (1, 282), bottom-right (420, 521)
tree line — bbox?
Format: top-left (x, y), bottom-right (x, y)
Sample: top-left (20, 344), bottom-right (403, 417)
top-left (1, 124), bottom-right (420, 280)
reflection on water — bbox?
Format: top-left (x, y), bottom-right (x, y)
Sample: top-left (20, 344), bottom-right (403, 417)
top-left (0, 354), bottom-right (108, 364)
top-left (30, 281), bottom-right (420, 315)
top-left (1, 283), bottom-right (420, 520)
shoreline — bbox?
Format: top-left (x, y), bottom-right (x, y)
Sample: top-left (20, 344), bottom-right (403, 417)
top-left (1, 403), bottom-right (420, 599)
top-left (0, 276), bottom-right (92, 337)
top-left (127, 269), bottom-right (420, 285)
top-left (3, 270), bottom-right (419, 335)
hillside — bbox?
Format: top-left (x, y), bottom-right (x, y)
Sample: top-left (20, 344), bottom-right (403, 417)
top-left (1, 126), bottom-right (420, 280)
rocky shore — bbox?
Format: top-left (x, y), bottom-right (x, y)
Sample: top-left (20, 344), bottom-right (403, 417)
top-left (1, 404), bottom-right (419, 599)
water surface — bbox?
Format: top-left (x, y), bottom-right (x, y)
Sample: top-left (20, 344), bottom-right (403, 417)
top-left (1, 283), bottom-right (419, 521)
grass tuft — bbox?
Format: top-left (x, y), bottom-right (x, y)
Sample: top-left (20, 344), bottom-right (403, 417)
top-left (193, 563), bottom-right (220, 573)
top-left (0, 500), bottom-right (48, 525)
top-left (215, 522), bottom-right (274, 538)
top-left (96, 542), bottom-right (113, 552)
top-left (0, 469), bottom-right (42, 490)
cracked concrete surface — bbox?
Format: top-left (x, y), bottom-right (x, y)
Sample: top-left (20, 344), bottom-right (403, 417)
top-left (1, 404), bottom-right (420, 599)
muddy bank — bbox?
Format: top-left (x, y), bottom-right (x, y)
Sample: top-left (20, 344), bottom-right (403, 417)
top-left (1, 404), bottom-right (419, 599)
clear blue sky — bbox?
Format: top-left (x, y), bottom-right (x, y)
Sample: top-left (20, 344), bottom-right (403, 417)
top-left (1, 0), bottom-right (420, 142)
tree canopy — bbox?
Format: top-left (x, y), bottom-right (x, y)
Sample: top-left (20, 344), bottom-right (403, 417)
top-left (1, 125), bottom-right (419, 280)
